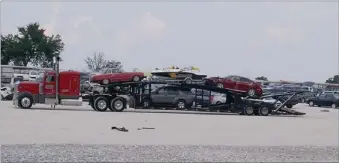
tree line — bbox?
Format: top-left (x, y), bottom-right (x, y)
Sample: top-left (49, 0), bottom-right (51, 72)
top-left (1, 22), bottom-right (338, 84)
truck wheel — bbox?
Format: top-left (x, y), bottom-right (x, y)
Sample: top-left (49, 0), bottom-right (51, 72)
top-left (243, 106), bottom-right (254, 115)
top-left (286, 104), bottom-right (293, 108)
top-left (132, 76), bottom-right (140, 82)
top-left (110, 97), bottom-right (126, 112)
top-left (94, 96), bottom-right (108, 112)
top-left (258, 106), bottom-right (270, 116)
top-left (17, 93), bottom-right (33, 109)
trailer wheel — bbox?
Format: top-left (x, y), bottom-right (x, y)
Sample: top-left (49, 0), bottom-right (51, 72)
top-left (243, 106), bottom-right (254, 115)
top-left (258, 106), bottom-right (270, 116)
top-left (17, 93), bottom-right (33, 109)
top-left (110, 97), bottom-right (126, 112)
top-left (94, 96), bottom-right (109, 112)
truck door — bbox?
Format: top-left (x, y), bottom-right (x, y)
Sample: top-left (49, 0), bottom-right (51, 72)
top-left (70, 76), bottom-right (79, 95)
top-left (44, 75), bottom-right (56, 97)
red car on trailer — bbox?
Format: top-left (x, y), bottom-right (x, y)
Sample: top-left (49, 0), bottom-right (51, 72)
top-left (90, 68), bottom-right (145, 85)
top-left (205, 75), bottom-right (263, 97)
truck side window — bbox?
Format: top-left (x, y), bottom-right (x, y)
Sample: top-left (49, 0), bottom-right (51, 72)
top-left (46, 76), bottom-right (55, 82)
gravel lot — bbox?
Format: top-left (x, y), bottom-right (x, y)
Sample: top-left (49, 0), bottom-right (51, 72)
top-left (0, 101), bottom-right (338, 162)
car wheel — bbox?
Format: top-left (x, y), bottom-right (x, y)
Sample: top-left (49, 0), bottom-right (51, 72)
top-left (248, 89), bottom-right (256, 97)
top-left (258, 106), bottom-right (270, 116)
top-left (184, 77), bottom-right (193, 84)
top-left (216, 83), bottom-right (224, 88)
top-left (243, 106), bottom-right (254, 115)
top-left (331, 103), bottom-right (337, 108)
top-left (309, 101), bottom-right (314, 107)
top-left (17, 93), bottom-right (33, 109)
top-left (94, 96), bottom-right (108, 112)
top-left (102, 79), bottom-right (110, 85)
top-left (110, 97), bottom-right (126, 112)
top-left (142, 98), bottom-right (151, 109)
top-left (132, 76), bottom-right (140, 82)
top-left (176, 100), bottom-right (186, 109)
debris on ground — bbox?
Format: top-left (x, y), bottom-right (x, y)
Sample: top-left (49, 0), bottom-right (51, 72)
top-left (320, 109), bottom-right (330, 112)
top-left (111, 126), bottom-right (128, 132)
top-left (137, 127), bottom-right (155, 130)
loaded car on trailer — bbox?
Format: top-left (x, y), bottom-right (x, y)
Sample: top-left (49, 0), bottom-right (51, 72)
top-left (90, 68), bottom-right (145, 85)
top-left (205, 75), bottom-right (263, 97)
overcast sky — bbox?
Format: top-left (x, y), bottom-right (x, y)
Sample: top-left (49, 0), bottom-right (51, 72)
top-left (1, 1), bottom-right (338, 82)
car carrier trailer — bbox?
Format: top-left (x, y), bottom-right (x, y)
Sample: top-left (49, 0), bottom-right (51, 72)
top-left (88, 81), bottom-right (306, 116)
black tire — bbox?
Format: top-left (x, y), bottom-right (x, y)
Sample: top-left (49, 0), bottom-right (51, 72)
top-left (17, 93), bottom-right (34, 109)
top-left (176, 100), bottom-right (186, 109)
top-left (216, 82), bottom-right (224, 88)
top-left (142, 98), bottom-right (152, 109)
top-left (243, 106), bottom-right (254, 115)
top-left (110, 97), bottom-right (126, 112)
top-left (247, 89), bottom-right (256, 97)
top-left (331, 103), bottom-right (337, 108)
top-left (94, 96), bottom-right (109, 112)
top-left (184, 77), bottom-right (193, 84)
top-left (286, 104), bottom-right (293, 108)
top-left (132, 76), bottom-right (141, 82)
top-left (258, 105), bottom-right (270, 116)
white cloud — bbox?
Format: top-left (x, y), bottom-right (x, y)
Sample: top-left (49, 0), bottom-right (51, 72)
top-left (115, 11), bottom-right (167, 48)
top-left (43, 2), bottom-right (60, 36)
top-left (264, 23), bottom-right (301, 43)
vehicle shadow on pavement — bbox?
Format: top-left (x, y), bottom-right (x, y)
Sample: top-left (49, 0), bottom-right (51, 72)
top-left (25, 107), bottom-right (94, 112)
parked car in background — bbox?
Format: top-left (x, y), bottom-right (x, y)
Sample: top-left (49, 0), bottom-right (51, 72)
top-left (90, 68), bottom-right (145, 85)
top-left (205, 75), bottom-right (262, 97)
top-left (307, 93), bottom-right (339, 108)
top-left (1, 84), bottom-right (13, 100)
top-left (141, 85), bottom-right (195, 109)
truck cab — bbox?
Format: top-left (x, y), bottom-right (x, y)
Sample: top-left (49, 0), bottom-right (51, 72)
top-left (13, 71), bottom-right (82, 109)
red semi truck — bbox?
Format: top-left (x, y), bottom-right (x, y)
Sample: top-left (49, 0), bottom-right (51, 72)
top-left (12, 57), bottom-right (128, 112)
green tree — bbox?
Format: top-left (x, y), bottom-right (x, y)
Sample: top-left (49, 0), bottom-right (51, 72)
top-left (1, 34), bottom-right (17, 65)
top-left (325, 75), bottom-right (339, 84)
top-left (1, 22), bottom-right (64, 67)
top-left (255, 76), bottom-right (268, 81)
